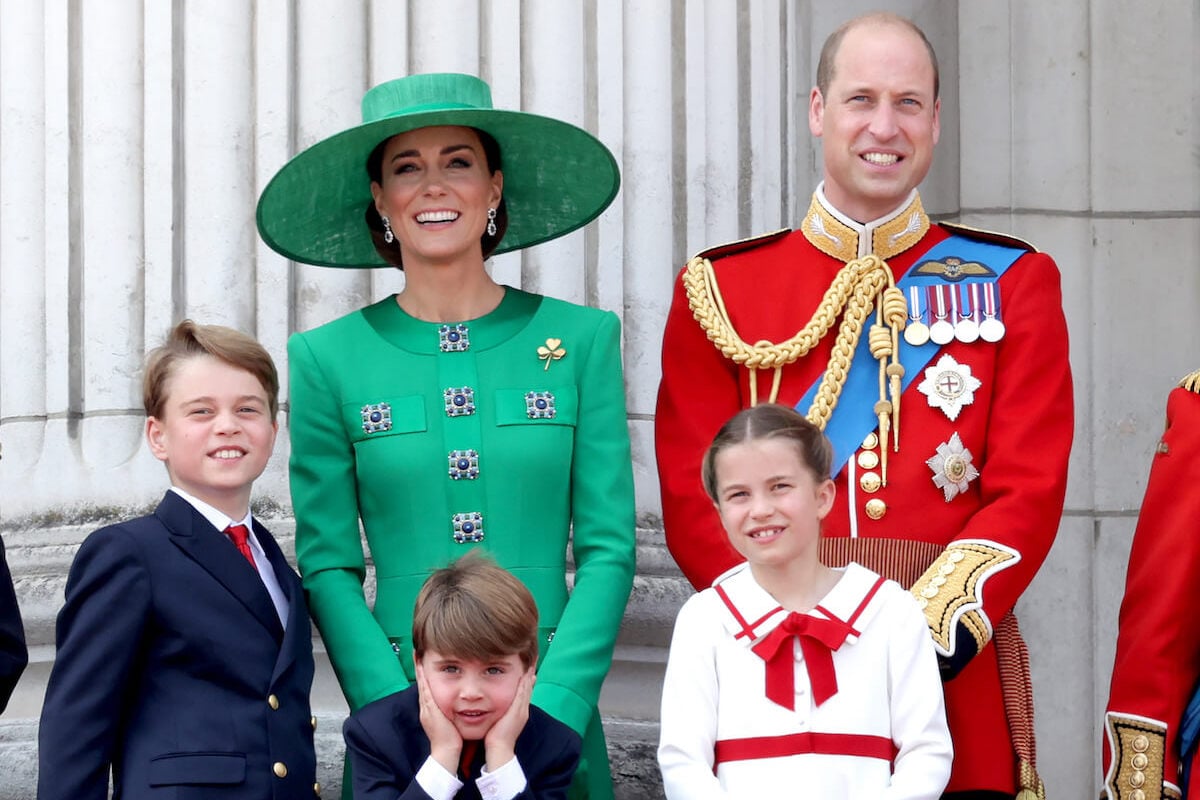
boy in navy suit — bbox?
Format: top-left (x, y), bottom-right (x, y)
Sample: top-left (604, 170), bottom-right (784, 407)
top-left (38, 320), bottom-right (318, 799)
top-left (344, 553), bottom-right (581, 800)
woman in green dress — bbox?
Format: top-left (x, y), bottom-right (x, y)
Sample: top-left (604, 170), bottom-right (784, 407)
top-left (256, 73), bottom-right (635, 799)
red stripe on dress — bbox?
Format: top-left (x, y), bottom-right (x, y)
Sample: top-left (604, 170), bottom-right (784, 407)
top-left (810, 574), bottom-right (886, 637)
top-left (847, 575), bottom-right (887, 626)
top-left (714, 584), bottom-right (754, 639)
top-left (714, 731), bottom-right (897, 765)
top-left (714, 583), bottom-right (783, 641)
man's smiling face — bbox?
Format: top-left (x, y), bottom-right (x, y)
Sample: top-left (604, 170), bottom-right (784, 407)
top-left (809, 19), bottom-right (940, 223)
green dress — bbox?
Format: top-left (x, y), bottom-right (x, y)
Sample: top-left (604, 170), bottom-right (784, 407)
top-left (287, 287), bottom-right (635, 799)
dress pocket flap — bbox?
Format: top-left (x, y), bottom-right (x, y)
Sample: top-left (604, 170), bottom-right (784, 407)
top-left (344, 395), bottom-right (427, 442)
top-left (148, 751), bottom-right (246, 786)
top-left (494, 386), bottom-right (579, 426)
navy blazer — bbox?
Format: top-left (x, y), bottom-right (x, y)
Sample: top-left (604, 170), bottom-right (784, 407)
top-left (344, 686), bottom-right (581, 800)
top-left (38, 491), bottom-right (318, 799)
top-left (0, 533), bottom-right (28, 713)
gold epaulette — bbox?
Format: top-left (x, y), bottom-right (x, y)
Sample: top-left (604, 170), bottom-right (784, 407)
top-left (939, 221), bottom-right (1038, 254)
top-left (691, 228), bottom-right (791, 263)
top-left (1180, 369), bottom-right (1200, 393)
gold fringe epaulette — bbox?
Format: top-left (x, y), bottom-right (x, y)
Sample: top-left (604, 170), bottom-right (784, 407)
top-left (692, 228), bottom-right (791, 263)
top-left (1180, 369), bottom-right (1200, 393)
top-left (939, 221), bottom-right (1038, 254)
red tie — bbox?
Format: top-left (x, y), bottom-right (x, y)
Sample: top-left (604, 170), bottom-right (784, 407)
top-left (226, 524), bottom-right (257, 569)
top-left (751, 612), bottom-right (852, 710)
top-left (458, 740), bottom-right (479, 780)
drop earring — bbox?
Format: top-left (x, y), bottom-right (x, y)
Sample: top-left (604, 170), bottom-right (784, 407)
top-left (381, 215), bottom-right (395, 244)
top-left (486, 207), bottom-right (497, 237)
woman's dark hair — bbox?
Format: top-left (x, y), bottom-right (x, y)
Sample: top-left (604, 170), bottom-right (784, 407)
top-left (701, 403), bottom-right (834, 502)
top-left (364, 127), bottom-right (509, 268)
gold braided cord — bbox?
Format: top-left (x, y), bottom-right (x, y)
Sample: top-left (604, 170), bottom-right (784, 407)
top-left (683, 253), bottom-right (906, 432)
top-left (878, 286), bottom-right (907, 452)
top-left (806, 273), bottom-right (888, 429)
top-left (1014, 760), bottom-right (1045, 800)
top-left (684, 254), bottom-right (867, 369)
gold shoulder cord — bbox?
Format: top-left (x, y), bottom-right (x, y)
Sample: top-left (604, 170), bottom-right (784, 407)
top-left (684, 254), bottom-right (908, 478)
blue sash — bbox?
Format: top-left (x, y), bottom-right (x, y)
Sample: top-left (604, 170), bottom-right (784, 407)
top-left (1180, 682), bottom-right (1200, 797)
top-left (794, 235), bottom-right (1025, 471)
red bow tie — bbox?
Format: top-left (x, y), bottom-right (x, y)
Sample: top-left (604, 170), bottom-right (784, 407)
top-left (751, 612), bottom-right (853, 710)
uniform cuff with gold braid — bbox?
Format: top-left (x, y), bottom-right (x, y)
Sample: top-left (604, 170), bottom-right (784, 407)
top-left (1103, 712), bottom-right (1174, 799)
top-left (910, 540), bottom-right (1020, 669)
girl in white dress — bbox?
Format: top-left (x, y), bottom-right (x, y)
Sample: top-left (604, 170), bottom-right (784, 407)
top-left (658, 403), bottom-right (952, 799)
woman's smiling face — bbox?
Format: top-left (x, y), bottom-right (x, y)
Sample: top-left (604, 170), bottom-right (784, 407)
top-left (370, 125), bottom-right (503, 267)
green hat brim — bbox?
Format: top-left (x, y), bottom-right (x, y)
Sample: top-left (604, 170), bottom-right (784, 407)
top-left (256, 107), bottom-right (620, 268)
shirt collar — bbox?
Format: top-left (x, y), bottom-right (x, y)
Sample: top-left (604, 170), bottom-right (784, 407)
top-left (169, 486), bottom-right (252, 533)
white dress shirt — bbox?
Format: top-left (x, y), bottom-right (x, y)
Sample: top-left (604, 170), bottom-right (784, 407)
top-left (170, 487), bottom-right (290, 627)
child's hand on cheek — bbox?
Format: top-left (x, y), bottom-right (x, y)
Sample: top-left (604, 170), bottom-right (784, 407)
top-left (415, 660), bottom-right (462, 775)
top-left (484, 667), bottom-right (534, 771)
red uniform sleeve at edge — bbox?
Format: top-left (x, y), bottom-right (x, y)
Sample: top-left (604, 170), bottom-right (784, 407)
top-left (1103, 386), bottom-right (1200, 783)
top-left (655, 268), bottom-right (744, 589)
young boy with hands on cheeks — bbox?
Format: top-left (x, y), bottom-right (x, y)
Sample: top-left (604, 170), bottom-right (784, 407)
top-left (344, 553), bottom-right (581, 800)
top-left (657, 404), bottom-right (951, 799)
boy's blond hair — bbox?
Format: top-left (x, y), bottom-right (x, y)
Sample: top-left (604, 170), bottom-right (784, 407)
top-left (413, 552), bottom-right (540, 670)
top-left (142, 320), bottom-right (280, 420)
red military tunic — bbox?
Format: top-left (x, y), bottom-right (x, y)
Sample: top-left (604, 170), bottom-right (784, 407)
top-left (1103, 374), bottom-right (1200, 800)
top-left (655, 187), bottom-right (1074, 795)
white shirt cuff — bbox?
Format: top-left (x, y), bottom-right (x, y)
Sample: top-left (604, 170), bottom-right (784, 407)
top-left (415, 756), bottom-right (464, 800)
top-left (476, 756), bottom-right (527, 800)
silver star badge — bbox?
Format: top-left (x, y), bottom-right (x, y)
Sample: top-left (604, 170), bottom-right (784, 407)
top-left (926, 433), bottom-right (979, 502)
top-left (917, 354), bottom-right (982, 421)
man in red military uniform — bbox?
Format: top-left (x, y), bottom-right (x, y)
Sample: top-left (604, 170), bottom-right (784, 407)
top-left (655, 12), bottom-right (1073, 799)
top-left (1103, 372), bottom-right (1200, 800)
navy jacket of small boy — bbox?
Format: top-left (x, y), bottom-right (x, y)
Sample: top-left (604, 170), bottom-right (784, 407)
top-left (0, 533), bottom-right (27, 713)
top-left (345, 685), bottom-right (581, 800)
top-left (38, 490), bottom-right (318, 799)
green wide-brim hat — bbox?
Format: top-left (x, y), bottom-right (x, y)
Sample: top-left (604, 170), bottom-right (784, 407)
top-left (256, 72), bottom-right (621, 268)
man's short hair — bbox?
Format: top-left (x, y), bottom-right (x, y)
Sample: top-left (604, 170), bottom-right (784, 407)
top-left (816, 12), bottom-right (940, 100)
top-left (142, 319), bottom-right (280, 420)
top-left (413, 552), bottom-right (540, 670)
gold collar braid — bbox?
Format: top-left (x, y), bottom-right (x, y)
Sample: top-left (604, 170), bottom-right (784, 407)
top-left (684, 253), bottom-right (909, 480)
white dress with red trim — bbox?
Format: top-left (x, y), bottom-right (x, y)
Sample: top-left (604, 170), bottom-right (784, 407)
top-left (658, 561), bottom-right (951, 800)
